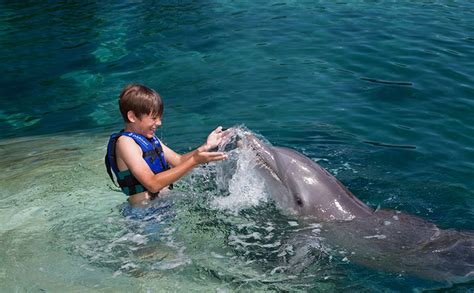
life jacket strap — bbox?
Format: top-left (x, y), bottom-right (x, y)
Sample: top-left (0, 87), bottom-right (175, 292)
top-left (105, 154), bottom-right (118, 187)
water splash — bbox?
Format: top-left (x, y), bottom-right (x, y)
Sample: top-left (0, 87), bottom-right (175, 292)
top-left (212, 126), bottom-right (268, 213)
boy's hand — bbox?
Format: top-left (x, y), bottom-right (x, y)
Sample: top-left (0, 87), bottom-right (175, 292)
top-left (204, 126), bottom-right (231, 151)
top-left (193, 151), bottom-right (227, 164)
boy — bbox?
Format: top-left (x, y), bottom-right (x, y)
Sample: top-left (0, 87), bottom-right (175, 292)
top-left (106, 84), bottom-right (227, 207)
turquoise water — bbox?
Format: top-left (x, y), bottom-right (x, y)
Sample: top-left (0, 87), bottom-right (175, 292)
top-left (1, 1), bottom-right (473, 291)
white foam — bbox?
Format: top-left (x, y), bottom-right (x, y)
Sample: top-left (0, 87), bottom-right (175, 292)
top-left (212, 146), bottom-right (268, 212)
top-left (363, 235), bottom-right (387, 240)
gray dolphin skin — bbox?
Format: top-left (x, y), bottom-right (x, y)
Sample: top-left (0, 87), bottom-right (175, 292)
top-left (219, 128), bottom-right (474, 284)
top-left (247, 137), bottom-right (373, 221)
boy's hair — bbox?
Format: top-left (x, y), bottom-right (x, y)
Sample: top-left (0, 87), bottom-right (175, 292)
top-left (119, 84), bottom-right (163, 122)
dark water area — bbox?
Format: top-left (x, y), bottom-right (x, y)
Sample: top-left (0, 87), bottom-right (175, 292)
top-left (1, 1), bottom-right (473, 291)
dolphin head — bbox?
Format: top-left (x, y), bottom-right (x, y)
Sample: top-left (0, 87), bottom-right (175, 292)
top-left (240, 132), bottom-right (373, 221)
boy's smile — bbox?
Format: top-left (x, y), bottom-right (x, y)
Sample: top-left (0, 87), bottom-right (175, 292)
top-left (128, 112), bottom-right (162, 138)
top-left (140, 114), bottom-right (162, 138)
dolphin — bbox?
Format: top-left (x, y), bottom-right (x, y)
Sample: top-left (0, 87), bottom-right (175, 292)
top-left (218, 128), bottom-right (474, 283)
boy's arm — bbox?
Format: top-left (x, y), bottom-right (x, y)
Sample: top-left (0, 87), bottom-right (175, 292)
top-left (161, 126), bottom-right (227, 166)
top-left (116, 136), bottom-right (226, 193)
top-left (161, 143), bottom-right (209, 167)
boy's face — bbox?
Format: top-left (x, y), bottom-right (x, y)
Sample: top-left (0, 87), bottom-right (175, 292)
top-left (136, 113), bottom-right (162, 138)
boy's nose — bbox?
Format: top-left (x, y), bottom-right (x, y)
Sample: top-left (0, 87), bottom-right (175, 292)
top-left (155, 120), bottom-right (162, 126)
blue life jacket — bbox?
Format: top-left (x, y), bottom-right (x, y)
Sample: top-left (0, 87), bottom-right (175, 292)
top-left (105, 131), bottom-right (171, 196)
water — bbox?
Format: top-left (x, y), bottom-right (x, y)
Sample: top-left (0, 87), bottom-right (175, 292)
top-left (1, 1), bottom-right (473, 291)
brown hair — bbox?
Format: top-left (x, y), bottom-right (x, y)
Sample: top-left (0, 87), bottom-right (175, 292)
top-left (119, 84), bottom-right (163, 122)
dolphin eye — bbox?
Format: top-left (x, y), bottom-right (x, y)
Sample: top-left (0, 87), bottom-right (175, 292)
top-left (295, 194), bottom-right (303, 207)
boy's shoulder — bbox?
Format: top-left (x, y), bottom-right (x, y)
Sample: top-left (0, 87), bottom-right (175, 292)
top-left (115, 136), bottom-right (142, 158)
top-left (116, 134), bottom-right (137, 146)
top-left (116, 133), bottom-right (159, 153)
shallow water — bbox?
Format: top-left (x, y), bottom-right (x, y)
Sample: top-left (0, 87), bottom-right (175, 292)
top-left (1, 1), bottom-right (474, 292)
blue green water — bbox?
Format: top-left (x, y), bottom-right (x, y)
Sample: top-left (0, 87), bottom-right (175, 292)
top-left (1, 1), bottom-right (473, 291)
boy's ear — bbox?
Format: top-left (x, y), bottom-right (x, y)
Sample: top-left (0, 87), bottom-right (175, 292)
top-left (127, 111), bottom-right (138, 123)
